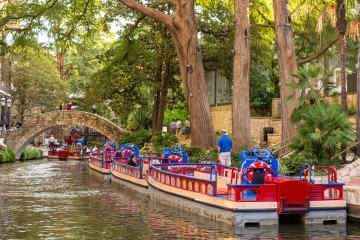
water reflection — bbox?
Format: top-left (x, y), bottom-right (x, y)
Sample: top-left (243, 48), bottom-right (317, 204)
top-left (0, 160), bottom-right (356, 239)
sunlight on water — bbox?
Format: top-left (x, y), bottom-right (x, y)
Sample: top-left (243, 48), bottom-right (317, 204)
top-left (0, 159), bottom-right (357, 239)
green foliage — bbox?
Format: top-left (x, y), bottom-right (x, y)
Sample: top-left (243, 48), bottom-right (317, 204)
top-left (118, 129), bottom-right (152, 149)
top-left (0, 149), bottom-right (16, 163)
top-left (88, 141), bottom-right (104, 148)
top-left (180, 146), bottom-right (219, 163)
top-left (287, 103), bottom-right (354, 171)
top-left (278, 159), bottom-right (289, 176)
top-left (286, 67), bottom-right (355, 173)
top-left (20, 149), bottom-right (43, 161)
top-left (151, 133), bottom-right (178, 152)
top-left (347, 106), bottom-right (357, 116)
top-left (163, 107), bottom-right (188, 125)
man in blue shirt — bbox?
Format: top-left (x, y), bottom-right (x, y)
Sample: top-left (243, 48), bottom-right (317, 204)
top-left (217, 129), bottom-right (232, 166)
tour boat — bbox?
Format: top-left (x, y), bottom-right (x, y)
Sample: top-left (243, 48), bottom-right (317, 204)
top-left (48, 145), bottom-right (89, 161)
top-left (147, 149), bottom-right (346, 227)
top-left (110, 144), bottom-right (187, 191)
top-left (88, 148), bottom-right (112, 175)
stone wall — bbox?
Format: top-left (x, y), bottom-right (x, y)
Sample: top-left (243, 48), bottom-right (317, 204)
top-left (211, 104), bottom-right (282, 146)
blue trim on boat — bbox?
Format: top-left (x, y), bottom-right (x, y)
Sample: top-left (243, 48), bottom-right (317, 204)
top-left (322, 183), bottom-right (344, 186)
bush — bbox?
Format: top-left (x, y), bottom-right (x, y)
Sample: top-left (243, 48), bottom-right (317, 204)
top-left (152, 133), bottom-right (178, 152)
top-left (0, 149), bottom-right (17, 163)
top-left (20, 149), bottom-right (43, 161)
top-left (287, 103), bottom-right (354, 173)
top-left (118, 129), bottom-right (152, 149)
top-left (181, 146), bottom-right (220, 163)
top-left (7, 149), bottom-right (16, 162)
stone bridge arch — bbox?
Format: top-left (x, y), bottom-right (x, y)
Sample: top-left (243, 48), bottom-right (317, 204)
top-left (6, 110), bottom-right (128, 159)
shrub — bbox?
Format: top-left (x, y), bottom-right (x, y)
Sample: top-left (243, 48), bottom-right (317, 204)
top-left (151, 133), bottom-right (178, 152)
top-left (20, 149), bottom-right (43, 161)
top-left (285, 66), bottom-right (355, 173)
top-left (0, 149), bottom-right (17, 163)
top-left (7, 149), bottom-right (16, 162)
top-left (118, 129), bottom-right (152, 149)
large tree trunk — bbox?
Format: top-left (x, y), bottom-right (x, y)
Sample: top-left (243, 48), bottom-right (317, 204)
top-left (336, 0), bottom-right (347, 112)
top-left (151, 59), bottom-right (170, 136)
top-left (324, 54), bottom-right (329, 96)
top-left (170, 1), bottom-right (216, 149)
top-left (232, 0), bottom-right (251, 151)
top-left (339, 34), bottom-right (347, 111)
top-left (273, 0), bottom-right (298, 146)
top-left (119, 0), bottom-right (216, 149)
top-left (356, 19), bottom-right (360, 156)
top-left (152, 63), bottom-right (163, 136)
top-left (156, 58), bottom-right (170, 132)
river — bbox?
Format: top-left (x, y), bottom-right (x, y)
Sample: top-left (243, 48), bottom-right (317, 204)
top-left (0, 159), bottom-right (359, 239)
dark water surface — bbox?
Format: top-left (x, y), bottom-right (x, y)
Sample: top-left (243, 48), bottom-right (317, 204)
top-left (0, 160), bottom-right (358, 240)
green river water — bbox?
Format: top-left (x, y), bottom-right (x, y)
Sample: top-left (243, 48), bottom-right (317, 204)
top-left (0, 159), bottom-right (359, 239)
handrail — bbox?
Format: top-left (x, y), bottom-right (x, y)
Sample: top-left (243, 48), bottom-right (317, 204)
top-left (303, 166), bottom-right (338, 183)
top-left (151, 164), bottom-right (217, 183)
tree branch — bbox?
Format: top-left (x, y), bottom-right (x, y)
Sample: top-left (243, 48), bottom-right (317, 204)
top-left (117, 0), bottom-right (174, 31)
top-left (63, 0), bottom-right (91, 41)
top-left (0, 0), bottom-right (58, 28)
top-left (297, 37), bottom-right (339, 66)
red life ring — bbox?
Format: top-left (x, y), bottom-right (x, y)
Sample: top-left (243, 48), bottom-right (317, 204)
top-left (104, 146), bottom-right (113, 153)
top-left (121, 149), bottom-right (133, 157)
top-left (246, 161), bottom-right (272, 183)
top-left (168, 155), bottom-right (182, 163)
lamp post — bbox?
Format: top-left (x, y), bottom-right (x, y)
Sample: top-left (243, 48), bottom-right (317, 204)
top-left (1, 97), bottom-right (5, 127)
top-left (6, 98), bottom-right (11, 128)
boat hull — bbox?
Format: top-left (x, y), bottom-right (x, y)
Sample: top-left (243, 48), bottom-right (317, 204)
top-left (111, 171), bottom-right (148, 195)
top-left (88, 161), bottom-right (111, 175)
top-left (147, 176), bottom-right (278, 227)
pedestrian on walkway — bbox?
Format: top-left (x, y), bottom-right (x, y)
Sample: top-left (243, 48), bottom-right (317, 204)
top-left (169, 120), bottom-right (176, 135)
top-left (66, 102), bottom-right (72, 111)
top-left (184, 119), bottom-right (190, 138)
top-left (176, 120), bottom-right (182, 136)
top-left (217, 129), bottom-right (232, 166)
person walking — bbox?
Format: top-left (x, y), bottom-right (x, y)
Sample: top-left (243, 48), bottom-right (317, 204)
top-left (217, 129), bottom-right (232, 166)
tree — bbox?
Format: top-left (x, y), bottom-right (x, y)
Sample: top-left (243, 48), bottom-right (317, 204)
top-left (232, 0), bottom-right (251, 150)
top-left (12, 49), bottom-right (66, 122)
top-left (118, 0), bottom-right (216, 149)
top-left (273, 0), bottom-right (298, 145)
top-left (336, 0), bottom-right (348, 111)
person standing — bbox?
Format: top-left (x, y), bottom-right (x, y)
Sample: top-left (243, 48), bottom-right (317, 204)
top-left (184, 119), bottom-right (190, 138)
top-left (66, 102), bottom-right (72, 111)
top-left (217, 129), bottom-right (232, 166)
top-left (176, 120), bottom-right (182, 136)
top-left (169, 120), bottom-right (176, 135)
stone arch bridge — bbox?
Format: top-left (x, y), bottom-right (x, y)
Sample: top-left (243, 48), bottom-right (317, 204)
top-left (6, 110), bottom-right (128, 159)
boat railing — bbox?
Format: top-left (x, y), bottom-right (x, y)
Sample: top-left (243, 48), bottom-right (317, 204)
top-left (309, 183), bottom-right (344, 201)
top-left (112, 159), bottom-right (143, 178)
top-left (112, 156), bottom-right (132, 165)
top-left (227, 183), bottom-right (277, 202)
top-left (142, 157), bottom-right (171, 165)
top-left (89, 153), bottom-right (112, 169)
top-left (150, 163), bottom-right (217, 196)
